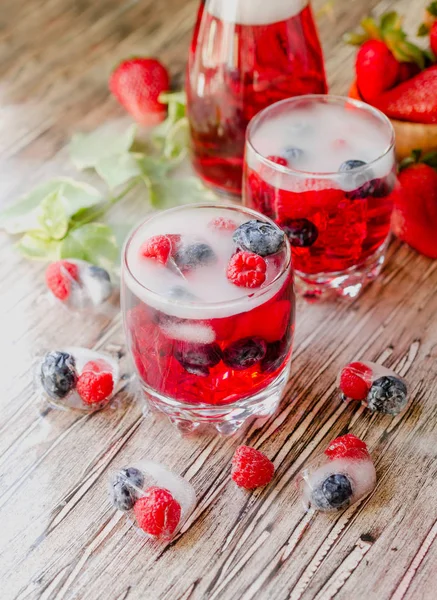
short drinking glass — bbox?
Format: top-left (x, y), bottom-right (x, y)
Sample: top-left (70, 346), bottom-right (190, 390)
top-left (122, 203), bottom-right (295, 435)
top-left (243, 95), bottom-right (397, 299)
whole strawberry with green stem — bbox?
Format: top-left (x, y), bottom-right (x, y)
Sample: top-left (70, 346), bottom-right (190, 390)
top-left (345, 12), bottom-right (427, 102)
top-left (417, 2), bottom-right (437, 57)
top-left (109, 57), bottom-right (170, 126)
top-left (391, 150), bottom-right (437, 259)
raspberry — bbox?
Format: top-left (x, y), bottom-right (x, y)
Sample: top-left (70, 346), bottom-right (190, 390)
top-left (76, 360), bottom-right (114, 405)
top-left (208, 217), bottom-right (237, 232)
top-left (133, 487), bottom-right (181, 538)
top-left (339, 361), bottom-right (373, 401)
top-left (45, 260), bottom-right (79, 301)
top-left (231, 446), bottom-right (274, 489)
top-left (267, 155), bottom-right (288, 167)
top-left (140, 235), bottom-right (174, 265)
top-left (324, 434), bottom-right (369, 461)
top-left (227, 252), bottom-right (266, 288)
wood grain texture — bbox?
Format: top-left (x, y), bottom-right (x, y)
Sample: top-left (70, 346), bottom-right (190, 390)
top-left (1, 1), bottom-right (437, 599)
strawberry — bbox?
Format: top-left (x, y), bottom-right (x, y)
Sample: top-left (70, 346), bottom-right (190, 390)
top-left (397, 61), bottom-right (421, 83)
top-left (391, 153), bottom-right (437, 259)
top-left (373, 65), bottom-right (437, 124)
top-left (430, 21), bottom-right (437, 56)
top-left (109, 58), bottom-right (170, 126)
top-left (355, 40), bottom-right (400, 102)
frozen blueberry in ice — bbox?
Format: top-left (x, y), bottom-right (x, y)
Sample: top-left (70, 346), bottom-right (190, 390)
top-left (175, 341), bottom-right (222, 369)
top-left (282, 146), bottom-right (304, 163)
top-left (81, 264), bottom-right (113, 305)
top-left (233, 220), bottom-right (285, 257)
top-left (339, 159), bottom-right (375, 200)
top-left (339, 160), bottom-right (367, 171)
top-left (371, 174), bottom-right (396, 198)
top-left (260, 338), bottom-right (289, 373)
top-left (311, 473), bottom-right (353, 510)
top-left (366, 376), bottom-right (408, 415)
top-left (110, 467), bottom-right (145, 511)
top-left (281, 218), bottom-right (318, 248)
top-left (174, 242), bottom-right (216, 271)
top-left (179, 363), bottom-right (211, 377)
top-left (40, 351), bottom-right (78, 400)
top-left (223, 337), bottom-right (267, 370)
top-left (167, 286), bottom-right (198, 302)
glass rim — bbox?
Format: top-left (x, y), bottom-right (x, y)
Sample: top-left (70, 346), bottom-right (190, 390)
top-left (245, 94), bottom-right (395, 179)
top-left (122, 202), bottom-right (292, 312)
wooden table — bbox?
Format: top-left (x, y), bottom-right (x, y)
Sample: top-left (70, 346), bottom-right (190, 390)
top-left (1, 1), bottom-right (437, 599)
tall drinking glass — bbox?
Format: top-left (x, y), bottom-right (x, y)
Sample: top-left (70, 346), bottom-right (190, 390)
top-left (186, 0), bottom-right (327, 197)
top-left (243, 95), bottom-right (397, 299)
top-left (122, 204), bottom-right (295, 435)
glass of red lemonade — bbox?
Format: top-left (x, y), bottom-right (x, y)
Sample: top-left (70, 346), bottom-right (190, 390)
top-left (243, 95), bottom-right (397, 299)
top-left (122, 204), bottom-right (295, 435)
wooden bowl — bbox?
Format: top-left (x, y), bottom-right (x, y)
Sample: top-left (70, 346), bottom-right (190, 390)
top-left (349, 81), bottom-right (437, 160)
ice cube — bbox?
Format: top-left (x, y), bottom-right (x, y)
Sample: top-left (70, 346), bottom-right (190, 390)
top-left (160, 320), bottom-right (216, 344)
top-left (37, 346), bottom-right (119, 412)
top-left (338, 360), bottom-right (408, 416)
top-left (109, 460), bottom-right (196, 539)
top-left (297, 435), bottom-right (376, 512)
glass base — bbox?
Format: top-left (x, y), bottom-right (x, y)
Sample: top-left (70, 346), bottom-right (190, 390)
top-left (295, 242), bottom-right (388, 301)
top-left (139, 363), bottom-right (291, 436)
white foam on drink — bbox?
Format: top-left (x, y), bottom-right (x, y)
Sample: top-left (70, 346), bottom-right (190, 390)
top-left (249, 100), bottom-right (394, 191)
top-left (124, 206), bottom-right (289, 320)
top-left (206, 0), bottom-right (306, 25)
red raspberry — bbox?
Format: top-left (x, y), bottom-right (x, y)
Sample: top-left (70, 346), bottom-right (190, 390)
top-left (134, 487), bottom-right (181, 538)
top-left (227, 252), bottom-right (266, 288)
top-left (267, 155), bottom-right (288, 167)
top-left (77, 360), bottom-right (114, 405)
top-left (45, 260), bottom-right (79, 301)
top-left (232, 446), bottom-right (274, 489)
top-left (339, 361), bottom-right (373, 401)
top-left (208, 217), bottom-right (237, 232)
top-left (324, 434), bottom-right (370, 461)
top-left (140, 235), bottom-right (174, 265)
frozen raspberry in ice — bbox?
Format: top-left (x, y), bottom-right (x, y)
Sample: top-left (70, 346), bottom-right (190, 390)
top-left (267, 155), bottom-right (288, 167)
top-left (208, 217), bottom-right (237, 232)
top-left (46, 259), bottom-right (113, 309)
top-left (37, 347), bottom-right (119, 412)
top-left (233, 220), bottom-right (285, 256)
top-left (227, 252), bottom-right (267, 288)
top-left (339, 361), bottom-right (408, 416)
top-left (232, 445), bottom-right (274, 489)
top-left (297, 434), bottom-right (376, 512)
top-left (109, 460), bottom-right (196, 540)
top-left (140, 235), bottom-right (173, 265)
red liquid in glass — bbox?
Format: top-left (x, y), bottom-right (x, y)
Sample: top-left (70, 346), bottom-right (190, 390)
top-left (186, 2), bottom-right (327, 196)
top-left (244, 166), bottom-right (396, 275)
top-left (125, 276), bottom-right (294, 406)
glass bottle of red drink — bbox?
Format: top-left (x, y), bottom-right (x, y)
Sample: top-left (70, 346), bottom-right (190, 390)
top-left (186, 0), bottom-right (328, 197)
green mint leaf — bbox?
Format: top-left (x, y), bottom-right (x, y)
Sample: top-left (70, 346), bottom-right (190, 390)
top-left (138, 154), bottom-right (174, 179)
top-left (95, 152), bottom-right (142, 190)
top-left (427, 1), bottom-right (437, 17)
top-left (162, 118), bottom-right (189, 160)
top-left (70, 124), bottom-right (136, 170)
top-left (60, 223), bottom-right (118, 271)
top-left (380, 12), bottom-right (401, 33)
top-left (17, 233), bottom-right (61, 260)
top-left (417, 23), bottom-right (430, 36)
top-left (37, 188), bottom-right (69, 240)
top-left (148, 177), bottom-right (215, 209)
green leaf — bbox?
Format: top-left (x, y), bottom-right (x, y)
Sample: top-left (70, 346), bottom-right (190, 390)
top-left (138, 155), bottom-right (173, 179)
top-left (148, 177), bottom-right (215, 209)
top-left (417, 23), bottom-right (430, 36)
top-left (95, 152), bottom-right (142, 190)
top-left (427, 1), bottom-right (437, 17)
top-left (343, 32), bottom-right (369, 45)
top-left (60, 223), bottom-right (118, 271)
top-left (37, 189), bottom-right (69, 240)
top-left (0, 178), bottom-right (102, 234)
top-left (360, 17), bottom-right (381, 40)
top-left (69, 124), bottom-right (136, 170)
top-left (17, 233), bottom-right (61, 260)
top-left (380, 11), bottom-right (401, 33)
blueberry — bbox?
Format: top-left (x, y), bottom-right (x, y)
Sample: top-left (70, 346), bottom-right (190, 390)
top-left (283, 146), bottom-right (304, 163)
top-left (366, 376), bottom-right (408, 415)
top-left (82, 265), bottom-right (112, 304)
top-left (311, 473), bottom-right (353, 510)
top-left (281, 218), bottom-right (318, 248)
top-left (174, 242), bottom-right (216, 271)
top-left (339, 159), bottom-right (375, 200)
top-left (260, 338), bottom-right (290, 373)
top-left (110, 467), bottom-right (144, 511)
top-left (167, 286), bottom-right (198, 302)
top-left (40, 351), bottom-right (77, 400)
top-left (175, 342), bottom-right (222, 368)
top-left (179, 363), bottom-right (211, 377)
top-left (233, 220), bottom-right (285, 256)
top-left (370, 174), bottom-right (396, 198)
top-left (223, 337), bottom-right (267, 370)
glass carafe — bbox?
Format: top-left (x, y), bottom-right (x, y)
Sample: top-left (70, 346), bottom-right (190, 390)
top-left (186, 0), bottom-right (328, 197)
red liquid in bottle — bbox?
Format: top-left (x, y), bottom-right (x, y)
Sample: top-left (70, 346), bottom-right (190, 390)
top-left (186, 1), bottom-right (328, 196)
